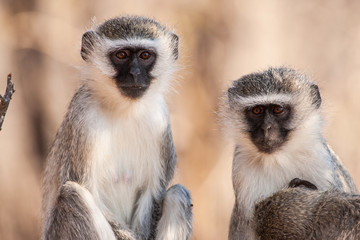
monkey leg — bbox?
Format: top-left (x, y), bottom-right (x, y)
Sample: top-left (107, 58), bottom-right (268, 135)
top-left (43, 181), bottom-right (135, 240)
top-left (155, 184), bottom-right (193, 240)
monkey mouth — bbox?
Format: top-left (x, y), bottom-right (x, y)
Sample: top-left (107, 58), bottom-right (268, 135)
top-left (249, 128), bottom-right (290, 154)
top-left (119, 86), bottom-right (148, 99)
top-left (252, 138), bottom-right (285, 154)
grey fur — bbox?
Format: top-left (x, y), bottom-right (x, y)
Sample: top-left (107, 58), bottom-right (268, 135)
top-left (228, 202), bottom-right (251, 240)
top-left (220, 67), bottom-right (358, 240)
top-left (98, 17), bottom-right (167, 40)
top-left (81, 31), bottom-right (98, 61)
top-left (42, 16), bottom-right (192, 240)
top-left (44, 182), bottom-right (102, 240)
top-left (228, 67), bottom-right (321, 108)
top-left (156, 185), bottom-right (193, 240)
top-left (161, 124), bottom-right (177, 187)
top-left (42, 84), bottom-right (93, 218)
top-left (255, 184), bottom-right (360, 240)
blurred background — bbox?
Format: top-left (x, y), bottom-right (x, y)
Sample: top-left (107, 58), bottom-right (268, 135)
top-left (1, 0), bottom-right (360, 239)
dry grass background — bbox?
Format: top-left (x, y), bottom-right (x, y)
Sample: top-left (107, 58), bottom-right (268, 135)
top-left (0, 0), bottom-right (360, 239)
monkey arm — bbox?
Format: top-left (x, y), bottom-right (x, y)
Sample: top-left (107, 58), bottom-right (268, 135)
top-left (148, 125), bottom-right (193, 239)
top-left (325, 144), bottom-right (358, 194)
top-left (155, 184), bottom-right (193, 240)
top-left (333, 158), bottom-right (359, 193)
top-left (161, 124), bottom-right (177, 185)
top-left (228, 202), bottom-right (256, 240)
top-left (42, 181), bottom-right (136, 240)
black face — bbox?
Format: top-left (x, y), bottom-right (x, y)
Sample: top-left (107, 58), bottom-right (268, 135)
top-left (109, 47), bottom-right (157, 99)
top-left (245, 104), bottom-right (292, 153)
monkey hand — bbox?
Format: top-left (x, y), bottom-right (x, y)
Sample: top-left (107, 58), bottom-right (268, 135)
top-left (288, 178), bottom-right (318, 190)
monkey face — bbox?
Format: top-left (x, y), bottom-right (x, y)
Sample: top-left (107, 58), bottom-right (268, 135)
top-left (109, 47), bottom-right (157, 99)
top-left (80, 16), bottom-right (179, 105)
top-left (245, 104), bottom-right (292, 153)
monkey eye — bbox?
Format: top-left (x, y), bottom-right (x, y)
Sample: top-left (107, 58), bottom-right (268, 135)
top-left (251, 106), bottom-right (263, 115)
top-left (273, 105), bottom-right (284, 114)
top-left (139, 51), bottom-right (151, 60)
top-left (115, 50), bottom-right (130, 59)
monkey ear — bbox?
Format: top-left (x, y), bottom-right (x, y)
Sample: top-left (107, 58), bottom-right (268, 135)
top-left (227, 87), bottom-right (240, 108)
top-left (310, 84), bottom-right (321, 109)
top-left (170, 33), bottom-right (179, 60)
top-left (81, 31), bottom-right (98, 61)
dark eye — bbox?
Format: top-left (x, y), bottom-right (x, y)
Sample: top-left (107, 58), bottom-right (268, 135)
top-left (115, 50), bottom-right (129, 59)
top-left (251, 106), bottom-right (263, 115)
top-left (139, 51), bottom-right (151, 60)
top-left (273, 105), bottom-right (284, 114)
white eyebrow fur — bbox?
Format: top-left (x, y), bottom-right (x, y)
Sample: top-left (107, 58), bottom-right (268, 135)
top-left (104, 38), bottom-right (161, 51)
top-left (234, 93), bottom-right (294, 106)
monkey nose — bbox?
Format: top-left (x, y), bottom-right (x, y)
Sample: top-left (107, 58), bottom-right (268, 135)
top-left (262, 124), bottom-right (271, 136)
top-left (130, 67), bottom-right (141, 77)
top-left (129, 67), bottom-right (143, 86)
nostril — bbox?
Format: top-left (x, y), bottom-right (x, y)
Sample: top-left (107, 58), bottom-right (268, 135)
top-left (262, 124), bottom-right (271, 131)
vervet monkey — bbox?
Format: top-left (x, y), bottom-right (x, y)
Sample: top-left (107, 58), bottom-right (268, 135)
top-left (42, 16), bottom-right (192, 240)
top-left (255, 178), bottom-right (360, 240)
top-left (219, 67), bottom-right (358, 239)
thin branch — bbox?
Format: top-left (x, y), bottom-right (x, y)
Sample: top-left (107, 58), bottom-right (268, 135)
top-left (0, 73), bottom-right (15, 131)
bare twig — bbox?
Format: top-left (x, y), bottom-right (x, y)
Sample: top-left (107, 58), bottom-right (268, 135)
top-left (0, 73), bottom-right (15, 131)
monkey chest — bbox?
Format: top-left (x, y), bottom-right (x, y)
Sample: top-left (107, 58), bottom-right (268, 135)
top-left (88, 126), bottom-right (165, 226)
top-left (85, 104), bottom-right (169, 225)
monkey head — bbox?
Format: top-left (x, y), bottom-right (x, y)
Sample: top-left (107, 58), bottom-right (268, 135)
top-left (221, 67), bottom-right (322, 154)
top-left (80, 16), bottom-right (179, 103)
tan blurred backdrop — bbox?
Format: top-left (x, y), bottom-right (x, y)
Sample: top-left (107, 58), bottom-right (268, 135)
top-left (1, 0), bottom-right (360, 239)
